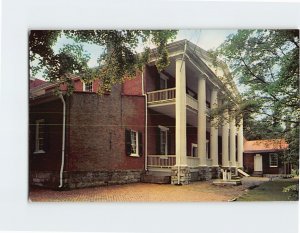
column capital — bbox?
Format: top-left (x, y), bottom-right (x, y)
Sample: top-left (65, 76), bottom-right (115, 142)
top-left (199, 74), bottom-right (206, 80)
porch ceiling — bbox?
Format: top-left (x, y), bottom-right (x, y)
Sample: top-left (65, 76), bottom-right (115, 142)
top-left (164, 56), bottom-right (216, 95)
top-left (148, 103), bottom-right (211, 132)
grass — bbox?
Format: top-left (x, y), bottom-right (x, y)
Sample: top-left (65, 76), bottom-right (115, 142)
top-left (238, 178), bottom-right (299, 201)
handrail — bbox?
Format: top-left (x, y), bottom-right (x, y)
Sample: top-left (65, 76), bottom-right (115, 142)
top-left (147, 87), bottom-right (176, 95)
top-left (147, 88), bottom-right (176, 103)
top-left (147, 154), bottom-right (176, 168)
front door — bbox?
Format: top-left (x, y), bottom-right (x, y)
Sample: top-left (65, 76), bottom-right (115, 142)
top-left (254, 154), bottom-right (263, 172)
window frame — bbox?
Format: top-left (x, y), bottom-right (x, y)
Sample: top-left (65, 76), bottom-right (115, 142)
top-left (158, 125), bottom-right (169, 156)
top-left (83, 81), bottom-right (93, 92)
top-left (269, 153), bottom-right (279, 167)
top-left (130, 130), bottom-right (139, 157)
top-left (34, 119), bottom-right (46, 154)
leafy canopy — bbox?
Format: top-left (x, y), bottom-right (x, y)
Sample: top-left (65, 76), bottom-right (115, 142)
top-left (29, 30), bottom-right (177, 94)
top-left (215, 29), bottom-right (299, 165)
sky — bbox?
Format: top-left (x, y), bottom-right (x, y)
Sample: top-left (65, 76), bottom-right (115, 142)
top-left (53, 29), bottom-right (237, 68)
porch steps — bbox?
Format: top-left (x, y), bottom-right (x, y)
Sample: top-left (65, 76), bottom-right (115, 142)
top-left (141, 171), bottom-right (171, 184)
top-left (237, 169), bottom-right (250, 177)
top-left (213, 179), bottom-right (242, 186)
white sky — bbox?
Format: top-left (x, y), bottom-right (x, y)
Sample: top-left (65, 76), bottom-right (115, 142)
top-left (54, 29), bottom-right (237, 68)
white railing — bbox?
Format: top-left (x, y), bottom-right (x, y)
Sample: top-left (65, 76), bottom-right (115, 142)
top-left (147, 155), bottom-right (176, 168)
top-left (186, 95), bottom-right (198, 110)
top-left (187, 157), bottom-right (200, 168)
top-left (147, 88), bottom-right (176, 103)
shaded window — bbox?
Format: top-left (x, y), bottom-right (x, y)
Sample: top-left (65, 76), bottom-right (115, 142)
top-left (125, 129), bottom-right (142, 157)
top-left (269, 153), bottom-right (278, 167)
top-left (83, 82), bottom-right (93, 92)
top-left (34, 119), bottom-right (45, 153)
top-left (158, 125), bottom-right (169, 155)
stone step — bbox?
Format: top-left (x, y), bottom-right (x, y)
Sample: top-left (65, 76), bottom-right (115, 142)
top-left (252, 171), bottom-right (263, 177)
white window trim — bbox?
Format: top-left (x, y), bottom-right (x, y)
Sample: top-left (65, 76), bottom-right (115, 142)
top-left (191, 143), bottom-right (198, 157)
top-left (83, 81), bottom-right (93, 92)
top-left (34, 119), bottom-right (46, 154)
top-left (269, 153), bottom-right (279, 167)
top-left (130, 130), bottom-right (139, 157)
top-left (158, 125), bottom-right (169, 156)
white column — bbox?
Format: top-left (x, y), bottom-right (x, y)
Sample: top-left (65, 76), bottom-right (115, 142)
top-left (175, 58), bottom-right (187, 166)
top-left (198, 76), bottom-right (207, 166)
top-left (237, 117), bottom-right (244, 168)
top-left (229, 111), bottom-right (237, 167)
top-left (210, 88), bottom-right (219, 166)
top-left (222, 109), bottom-right (229, 167)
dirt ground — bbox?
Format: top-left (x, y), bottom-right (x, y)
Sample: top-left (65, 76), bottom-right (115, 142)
top-left (29, 177), bottom-right (271, 202)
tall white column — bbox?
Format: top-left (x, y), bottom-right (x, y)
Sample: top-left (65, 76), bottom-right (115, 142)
top-left (222, 109), bottom-right (229, 167)
top-left (175, 58), bottom-right (187, 166)
top-left (237, 117), bottom-right (244, 168)
top-left (210, 88), bottom-right (219, 166)
top-left (229, 111), bottom-right (237, 167)
top-left (198, 76), bottom-right (207, 166)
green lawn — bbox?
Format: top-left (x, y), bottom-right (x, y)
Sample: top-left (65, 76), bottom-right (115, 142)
top-left (238, 178), bottom-right (299, 201)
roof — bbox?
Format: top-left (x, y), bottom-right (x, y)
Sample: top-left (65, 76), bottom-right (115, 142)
top-left (29, 78), bottom-right (47, 89)
top-left (244, 139), bottom-right (289, 154)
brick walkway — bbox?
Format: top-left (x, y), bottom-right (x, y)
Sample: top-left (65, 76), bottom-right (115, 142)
top-left (29, 181), bottom-right (251, 202)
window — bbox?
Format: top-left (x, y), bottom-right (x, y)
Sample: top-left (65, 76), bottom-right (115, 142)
top-left (83, 82), bottom-right (93, 92)
top-left (125, 129), bottom-right (142, 157)
top-left (35, 119), bottom-right (45, 153)
top-left (191, 143), bottom-right (198, 157)
top-left (131, 130), bottom-right (138, 155)
top-left (158, 125), bottom-right (169, 155)
top-left (159, 74), bottom-right (168, 89)
top-left (269, 153), bottom-right (279, 167)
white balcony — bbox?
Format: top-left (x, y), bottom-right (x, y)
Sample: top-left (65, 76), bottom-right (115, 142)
top-left (147, 88), bottom-right (208, 111)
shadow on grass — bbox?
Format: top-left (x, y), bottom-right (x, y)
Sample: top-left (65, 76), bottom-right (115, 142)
top-left (238, 178), bottom-right (299, 201)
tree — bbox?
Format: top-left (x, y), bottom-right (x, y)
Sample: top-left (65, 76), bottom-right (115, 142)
top-left (214, 29), bottom-right (299, 166)
top-left (29, 30), bottom-right (177, 94)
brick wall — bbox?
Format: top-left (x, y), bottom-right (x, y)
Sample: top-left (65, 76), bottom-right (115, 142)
top-left (29, 98), bottom-right (63, 187)
top-left (243, 152), bottom-right (283, 174)
top-left (67, 84), bottom-right (145, 172)
top-left (122, 71), bottom-right (143, 95)
top-left (145, 65), bottom-right (160, 92)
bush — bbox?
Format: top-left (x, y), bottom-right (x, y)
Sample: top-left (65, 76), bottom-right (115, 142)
top-left (283, 184), bottom-right (299, 200)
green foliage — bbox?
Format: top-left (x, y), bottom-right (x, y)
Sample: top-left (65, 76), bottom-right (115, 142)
top-left (29, 30), bottom-right (177, 94)
top-left (282, 184), bottom-right (299, 200)
top-left (214, 29), bottom-right (299, 166)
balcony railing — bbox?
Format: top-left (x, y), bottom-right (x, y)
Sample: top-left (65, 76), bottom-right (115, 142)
top-left (147, 88), bottom-right (210, 112)
top-left (147, 88), bottom-right (176, 104)
top-left (147, 155), bottom-right (176, 168)
top-left (186, 95), bottom-right (198, 111)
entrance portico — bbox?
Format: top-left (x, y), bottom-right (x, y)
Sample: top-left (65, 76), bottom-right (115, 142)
top-left (145, 40), bottom-right (242, 185)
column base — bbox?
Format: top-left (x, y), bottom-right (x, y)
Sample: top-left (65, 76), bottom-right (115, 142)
top-left (171, 166), bottom-right (191, 185)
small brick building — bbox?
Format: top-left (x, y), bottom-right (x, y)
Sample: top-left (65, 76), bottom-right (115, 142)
top-left (243, 139), bottom-right (290, 177)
